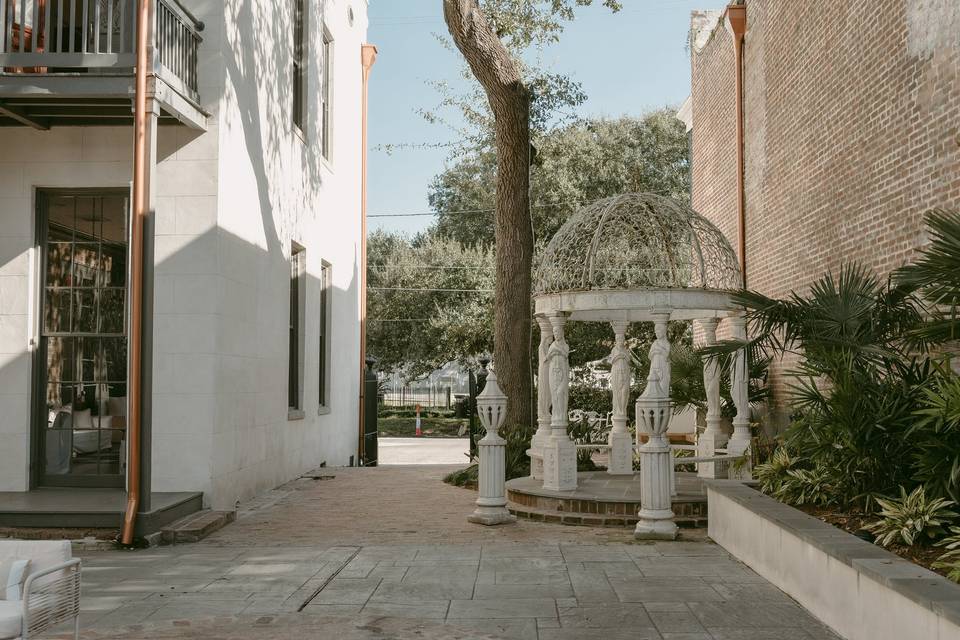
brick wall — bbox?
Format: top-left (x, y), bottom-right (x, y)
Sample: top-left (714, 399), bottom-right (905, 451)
top-left (690, 0), bottom-right (960, 417)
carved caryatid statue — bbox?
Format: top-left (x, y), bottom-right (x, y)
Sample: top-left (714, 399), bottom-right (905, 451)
top-left (548, 323), bottom-right (570, 422)
top-left (609, 332), bottom-right (631, 419)
top-left (641, 321), bottom-right (671, 399)
top-left (537, 321), bottom-right (553, 423)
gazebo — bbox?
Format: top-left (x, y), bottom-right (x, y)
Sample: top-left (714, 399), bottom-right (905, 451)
top-left (526, 193), bottom-right (751, 539)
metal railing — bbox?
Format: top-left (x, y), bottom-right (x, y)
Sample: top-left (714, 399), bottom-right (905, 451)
top-left (156, 0), bottom-right (201, 98)
top-left (0, 0), bottom-right (202, 102)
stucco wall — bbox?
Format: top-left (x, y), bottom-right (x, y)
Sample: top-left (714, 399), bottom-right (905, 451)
top-left (689, 0), bottom-right (960, 411)
top-left (0, 0), bottom-right (365, 510)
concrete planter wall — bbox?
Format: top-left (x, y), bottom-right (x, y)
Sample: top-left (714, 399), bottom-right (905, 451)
top-left (707, 481), bottom-right (960, 640)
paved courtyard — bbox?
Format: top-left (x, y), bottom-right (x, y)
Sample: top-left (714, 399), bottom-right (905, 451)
top-left (61, 466), bottom-right (840, 639)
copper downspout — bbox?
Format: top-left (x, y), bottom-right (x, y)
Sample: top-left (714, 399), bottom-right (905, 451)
top-left (358, 44), bottom-right (377, 463)
top-left (727, 3), bottom-right (747, 287)
top-left (122, 0), bottom-right (153, 545)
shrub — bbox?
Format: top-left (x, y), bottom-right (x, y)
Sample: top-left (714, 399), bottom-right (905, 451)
top-left (865, 486), bottom-right (957, 547)
top-left (933, 526), bottom-right (960, 583)
top-left (774, 465), bottom-right (837, 508)
top-left (910, 373), bottom-right (960, 502)
top-left (755, 446), bottom-right (800, 496)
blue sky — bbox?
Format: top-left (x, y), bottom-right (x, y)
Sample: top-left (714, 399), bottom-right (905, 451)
top-left (367, 0), bottom-right (720, 235)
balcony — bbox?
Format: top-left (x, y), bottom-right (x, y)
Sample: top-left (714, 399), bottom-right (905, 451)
top-left (0, 0), bottom-right (206, 129)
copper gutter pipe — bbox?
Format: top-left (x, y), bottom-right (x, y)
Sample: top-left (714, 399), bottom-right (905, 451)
top-left (726, 2), bottom-right (747, 287)
top-left (122, 0), bottom-right (153, 545)
top-left (358, 44), bottom-right (377, 463)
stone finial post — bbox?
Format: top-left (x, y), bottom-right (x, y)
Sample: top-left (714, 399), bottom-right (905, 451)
top-left (542, 313), bottom-right (577, 491)
top-left (635, 311), bottom-right (678, 540)
top-left (468, 369), bottom-right (516, 526)
top-left (529, 315), bottom-right (554, 480)
top-left (697, 317), bottom-right (728, 479)
top-left (726, 312), bottom-right (752, 479)
top-left (607, 321), bottom-right (633, 475)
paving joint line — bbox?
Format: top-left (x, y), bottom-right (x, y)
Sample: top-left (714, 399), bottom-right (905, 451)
top-left (296, 546), bottom-right (363, 611)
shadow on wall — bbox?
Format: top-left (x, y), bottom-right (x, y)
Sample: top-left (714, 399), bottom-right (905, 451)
top-left (223, 0), bottom-right (333, 255)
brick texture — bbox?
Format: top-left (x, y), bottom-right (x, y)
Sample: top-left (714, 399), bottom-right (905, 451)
top-left (690, 0), bottom-right (960, 413)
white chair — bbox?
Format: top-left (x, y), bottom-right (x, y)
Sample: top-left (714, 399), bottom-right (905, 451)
top-left (0, 541), bottom-right (81, 640)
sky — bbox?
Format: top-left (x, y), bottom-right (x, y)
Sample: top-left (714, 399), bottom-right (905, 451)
top-left (366, 0), bottom-right (722, 236)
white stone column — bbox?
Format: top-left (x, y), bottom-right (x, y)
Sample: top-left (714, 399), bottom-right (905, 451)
top-left (726, 312), bottom-right (752, 480)
top-left (607, 321), bottom-right (633, 475)
top-left (542, 313), bottom-right (577, 491)
top-left (469, 370), bottom-right (516, 526)
top-left (634, 311), bottom-right (678, 540)
top-left (528, 315), bottom-right (554, 480)
top-left (697, 317), bottom-right (728, 479)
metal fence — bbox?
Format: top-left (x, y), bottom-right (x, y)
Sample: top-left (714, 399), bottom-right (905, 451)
top-left (379, 387), bottom-right (454, 409)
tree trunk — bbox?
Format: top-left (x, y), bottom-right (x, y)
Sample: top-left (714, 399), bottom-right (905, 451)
top-left (443, 0), bottom-right (533, 434)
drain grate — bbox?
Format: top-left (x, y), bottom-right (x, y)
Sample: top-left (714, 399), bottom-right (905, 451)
top-left (297, 546), bottom-right (362, 611)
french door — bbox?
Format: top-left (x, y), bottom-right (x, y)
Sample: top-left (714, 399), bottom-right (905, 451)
top-left (34, 190), bottom-right (129, 488)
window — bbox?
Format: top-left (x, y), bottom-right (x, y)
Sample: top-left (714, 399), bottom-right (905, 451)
top-left (320, 28), bottom-right (332, 158)
top-left (318, 262), bottom-right (331, 411)
top-left (288, 244), bottom-right (306, 417)
top-left (292, 0), bottom-right (307, 133)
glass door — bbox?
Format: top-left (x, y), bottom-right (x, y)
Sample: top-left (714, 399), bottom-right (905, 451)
top-left (36, 190), bottom-right (129, 487)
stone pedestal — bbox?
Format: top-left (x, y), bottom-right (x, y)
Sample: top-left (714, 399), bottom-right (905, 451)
top-left (607, 428), bottom-right (633, 475)
top-left (542, 435), bottom-right (577, 491)
top-left (468, 432), bottom-right (516, 526)
top-left (634, 397), bottom-right (678, 540)
top-left (469, 370), bottom-right (515, 526)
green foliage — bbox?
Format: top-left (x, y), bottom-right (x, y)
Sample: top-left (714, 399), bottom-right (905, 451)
top-left (755, 447), bottom-right (800, 496)
top-left (934, 526), bottom-right (960, 583)
top-left (910, 374), bottom-right (960, 503)
top-left (366, 231), bottom-right (494, 377)
top-left (430, 112), bottom-right (691, 247)
top-left (774, 465), bottom-right (838, 508)
top-left (895, 209), bottom-right (960, 344)
top-left (865, 486), bottom-right (957, 547)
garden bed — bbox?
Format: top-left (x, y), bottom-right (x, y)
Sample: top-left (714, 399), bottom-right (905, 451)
top-left (707, 481), bottom-right (960, 640)
top-left (797, 505), bottom-right (951, 580)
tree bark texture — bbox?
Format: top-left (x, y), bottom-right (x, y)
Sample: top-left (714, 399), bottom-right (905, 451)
top-left (444, 0), bottom-right (533, 434)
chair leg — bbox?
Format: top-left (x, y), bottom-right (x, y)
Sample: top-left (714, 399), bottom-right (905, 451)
top-left (74, 614), bottom-right (80, 640)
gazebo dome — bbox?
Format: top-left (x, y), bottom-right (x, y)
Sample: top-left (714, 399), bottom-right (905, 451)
top-left (534, 193), bottom-right (742, 296)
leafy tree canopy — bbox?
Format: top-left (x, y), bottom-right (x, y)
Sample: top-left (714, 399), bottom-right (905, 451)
top-left (428, 110), bottom-right (691, 247)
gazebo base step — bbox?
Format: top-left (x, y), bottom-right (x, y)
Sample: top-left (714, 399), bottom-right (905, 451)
top-left (506, 470), bottom-right (708, 529)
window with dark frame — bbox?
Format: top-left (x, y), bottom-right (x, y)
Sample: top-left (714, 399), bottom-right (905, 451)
top-left (318, 262), bottom-right (331, 409)
top-left (288, 245), bottom-right (306, 412)
top-left (292, 0), bottom-right (307, 133)
top-left (320, 29), bottom-right (332, 158)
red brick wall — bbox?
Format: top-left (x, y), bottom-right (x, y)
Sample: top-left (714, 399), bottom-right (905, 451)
top-left (690, 0), bottom-right (960, 415)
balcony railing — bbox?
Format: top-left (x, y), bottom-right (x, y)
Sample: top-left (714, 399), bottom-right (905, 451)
top-left (0, 0), bottom-right (202, 103)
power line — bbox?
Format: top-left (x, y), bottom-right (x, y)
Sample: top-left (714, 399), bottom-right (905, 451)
top-left (368, 200), bottom-right (586, 219)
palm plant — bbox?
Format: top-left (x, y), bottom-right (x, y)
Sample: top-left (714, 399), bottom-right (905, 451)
top-left (895, 209), bottom-right (960, 344)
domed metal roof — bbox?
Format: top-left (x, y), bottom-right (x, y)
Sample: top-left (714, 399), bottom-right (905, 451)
top-left (534, 193), bottom-right (742, 296)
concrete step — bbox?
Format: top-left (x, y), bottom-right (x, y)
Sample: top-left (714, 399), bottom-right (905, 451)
top-left (160, 509), bottom-right (235, 544)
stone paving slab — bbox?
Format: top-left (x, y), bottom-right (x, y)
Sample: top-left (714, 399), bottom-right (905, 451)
top-left (55, 465), bottom-right (843, 639)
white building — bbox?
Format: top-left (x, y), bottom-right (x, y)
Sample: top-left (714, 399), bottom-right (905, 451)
top-left (0, 0), bottom-right (370, 532)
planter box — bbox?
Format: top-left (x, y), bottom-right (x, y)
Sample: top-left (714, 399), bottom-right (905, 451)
top-left (707, 481), bottom-right (960, 640)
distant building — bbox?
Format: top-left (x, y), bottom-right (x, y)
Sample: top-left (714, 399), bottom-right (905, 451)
top-left (0, 0), bottom-right (369, 530)
top-left (680, 0), bottom-right (960, 418)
